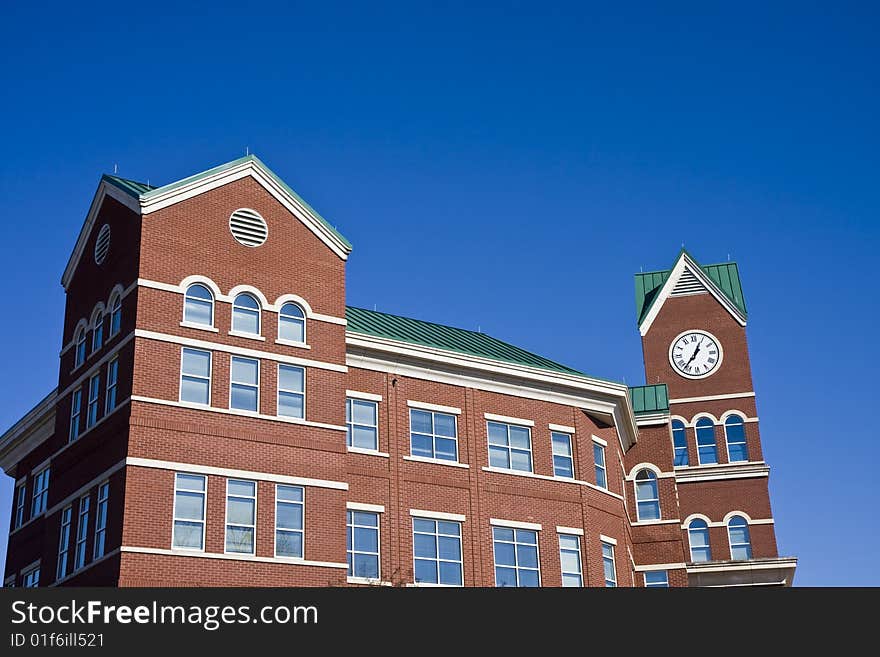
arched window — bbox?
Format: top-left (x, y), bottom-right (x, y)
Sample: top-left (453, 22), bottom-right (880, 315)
top-left (688, 519), bottom-right (711, 562)
top-left (672, 419), bottom-right (688, 466)
top-left (724, 415), bottom-right (749, 463)
top-left (634, 469), bottom-right (660, 521)
top-left (278, 302), bottom-right (306, 343)
top-left (75, 327), bottom-right (87, 367)
top-left (695, 418), bottom-right (718, 465)
top-left (91, 310), bottom-right (104, 353)
top-left (184, 284), bottom-right (214, 327)
top-left (727, 516), bottom-right (752, 560)
top-left (109, 294), bottom-right (122, 337)
top-left (232, 293), bottom-right (260, 335)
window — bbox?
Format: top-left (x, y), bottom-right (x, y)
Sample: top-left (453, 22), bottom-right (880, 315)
top-left (109, 295), bottom-right (122, 337)
top-left (672, 419), bottom-right (688, 466)
top-left (727, 516), bottom-right (753, 560)
top-left (275, 485), bottom-right (304, 559)
top-left (487, 421), bottom-right (533, 473)
top-left (91, 311), bottom-right (104, 353)
top-left (412, 518), bottom-right (463, 586)
top-left (14, 483), bottom-right (26, 528)
top-left (86, 373), bottom-right (101, 429)
top-left (695, 418), bottom-right (718, 465)
top-left (230, 357), bottom-right (259, 412)
top-left (724, 415), bottom-right (749, 463)
top-left (180, 348), bottom-right (211, 405)
top-left (278, 365), bottom-right (305, 419)
top-left (74, 494), bottom-right (90, 570)
top-left (558, 534), bottom-right (583, 587)
top-left (22, 566), bottom-right (40, 588)
top-left (644, 570), bottom-right (669, 588)
top-left (593, 442), bottom-right (607, 489)
top-left (601, 541), bottom-right (617, 587)
top-left (69, 389), bottom-right (82, 442)
top-left (279, 302), bottom-right (306, 343)
top-left (635, 469), bottom-right (661, 521)
top-left (493, 527), bottom-right (540, 587)
top-left (232, 293), bottom-right (261, 335)
top-left (56, 506), bottom-right (72, 581)
top-left (346, 398), bottom-right (378, 451)
top-left (31, 467), bottom-right (49, 516)
top-left (551, 432), bottom-right (574, 478)
top-left (410, 409), bottom-right (457, 461)
top-left (688, 519), bottom-right (711, 562)
top-left (105, 358), bottom-right (118, 413)
top-left (225, 479), bottom-right (256, 555)
top-left (347, 511), bottom-right (380, 580)
top-left (184, 284), bottom-right (214, 327)
top-left (172, 473), bottom-right (206, 550)
top-left (75, 327), bottom-right (87, 367)
top-left (94, 482), bottom-right (109, 560)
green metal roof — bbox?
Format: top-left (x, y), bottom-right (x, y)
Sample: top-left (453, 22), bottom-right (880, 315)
top-left (102, 174), bottom-right (155, 197)
top-left (346, 306), bottom-right (593, 377)
top-left (634, 249), bottom-right (747, 325)
top-left (628, 384), bottom-right (669, 415)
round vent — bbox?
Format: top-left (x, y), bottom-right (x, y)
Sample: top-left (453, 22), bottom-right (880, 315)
top-left (94, 224), bottom-right (111, 265)
top-left (229, 208), bottom-right (268, 247)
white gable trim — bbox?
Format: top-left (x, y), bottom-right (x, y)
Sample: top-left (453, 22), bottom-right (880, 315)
top-left (639, 254), bottom-right (746, 336)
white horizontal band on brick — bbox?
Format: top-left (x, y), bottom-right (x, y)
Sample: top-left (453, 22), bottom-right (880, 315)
top-left (556, 526), bottom-right (584, 536)
top-left (130, 396), bottom-right (347, 432)
top-left (346, 446), bottom-right (390, 458)
top-left (347, 502), bottom-right (385, 513)
top-left (591, 435), bottom-right (608, 447)
top-left (669, 391), bottom-right (755, 404)
top-left (634, 562), bottom-right (687, 572)
top-left (120, 546), bottom-right (348, 570)
top-left (228, 330), bottom-right (266, 342)
top-left (63, 332), bottom-right (136, 397)
top-left (407, 400), bottom-right (461, 415)
top-left (134, 329), bottom-right (347, 373)
top-left (402, 455), bottom-right (470, 469)
top-left (599, 534), bottom-right (617, 546)
top-left (44, 459), bottom-right (128, 519)
top-left (749, 519), bottom-right (776, 525)
top-left (180, 321), bottom-right (220, 333)
top-left (346, 390), bottom-right (383, 402)
top-left (584, 481), bottom-right (625, 501)
top-left (484, 413), bottom-right (534, 427)
top-left (681, 518), bottom-right (775, 529)
top-left (275, 338), bottom-right (311, 350)
top-left (481, 466), bottom-right (585, 485)
top-left (405, 582), bottom-right (460, 588)
top-left (631, 519), bottom-right (681, 527)
top-left (490, 518), bottom-right (542, 531)
top-left (410, 509), bottom-right (466, 522)
top-left (548, 423), bottom-right (576, 434)
top-left (346, 577), bottom-right (393, 586)
top-left (125, 457), bottom-right (349, 490)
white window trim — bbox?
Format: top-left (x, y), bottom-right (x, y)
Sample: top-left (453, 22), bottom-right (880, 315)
top-left (275, 337), bottom-right (311, 350)
top-left (346, 390), bottom-right (383, 402)
top-left (643, 570), bottom-right (670, 587)
top-left (347, 446), bottom-right (390, 457)
top-left (229, 330), bottom-right (267, 342)
top-left (347, 502), bottom-right (385, 513)
top-left (601, 540), bottom-right (617, 587)
top-left (277, 301), bottom-right (307, 346)
top-left (93, 481), bottom-right (109, 560)
top-left (69, 388), bottom-right (82, 442)
top-left (273, 484), bottom-right (305, 560)
top-left (558, 532), bottom-right (584, 587)
top-left (556, 526), bottom-right (584, 536)
top-left (634, 562), bottom-right (686, 572)
top-left (549, 423), bottom-right (576, 433)
top-left (723, 414), bottom-right (749, 463)
top-left (599, 534), bottom-right (617, 545)
top-left (229, 356), bottom-right (260, 414)
top-left (172, 472), bottom-right (207, 552)
top-left (346, 396), bottom-right (379, 452)
top-left (484, 413), bottom-right (534, 426)
top-left (490, 518), bottom-right (542, 531)
top-left (410, 407), bottom-right (460, 464)
top-left (13, 483), bottom-right (26, 529)
top-left (183, 283), bottom-right (216, 330)
top-left (231, 293), bottom-right (263, 339)
top-left (220, 479), bottom-right (258, 555)
top-left (486, 420), bottom-right (534, 474)
top-left (104, 358), bottom-right (118, 415)
top-left (551, 431), bottom-right (575, 479)
top-left (634, 470), bottom-right (661, 522)
top-left (179, 347), bottom-right (212, 407)
top-left (347, 509), bottom-right (382, 583)
top-left (408, 400), bottom-right (461, 415)
top-left (412, 514), bottom-right (464, 587)
top-left (180, 320), bottom-right (220, 333)
top-left (56, 505), bottom-right (73, 582)
top-left (695, 418), bottom-right (719, 465)
top-left (277, 363), bottom-right (306, 420)
top-left (591, 434), bottom-right (608, 447)
top-left (73, 494), bottom-right (90, 572)
top-left (409, 509), bottom-right (466, 522)
top-left (403, 455), bottom-right (470, 469)
top-left (492, 523), bottom-right (542, 587)
top-left (86, 373), bottom-right (101, 429)
top-left (726, 515), bottom-right (753, 561)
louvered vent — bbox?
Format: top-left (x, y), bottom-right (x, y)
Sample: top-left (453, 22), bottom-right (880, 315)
top-left (229, 208), bottom-right (268, 247)
top-left (94, 224), bottom-right (111, 265)
top-left (671, 268), bottom-right (706, 296)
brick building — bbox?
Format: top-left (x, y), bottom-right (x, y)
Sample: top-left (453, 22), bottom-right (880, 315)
top-left (1, 156), bottom-right (796, 587)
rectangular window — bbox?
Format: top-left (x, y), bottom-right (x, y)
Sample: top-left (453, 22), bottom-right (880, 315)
top-left (110, 301), bottom-right (122, 337)
top-left (105, 358), bottom-right (118, 414)
top-left (551, 432), bottom-right (574, 478)
top-left (277, 364), bottom-right (305, 419)
top-left (644, 570), bottom-right (669, 587)
top-left (180, 348), bottom-right (211, 405)
top-left (558, 534), bottom-right (583, 587)
top-left (93, 482), bottom-right (109, 560)
top-left (275, 485), bottom-right (304, 559)
top-left (346, 398), bottom-right (378, 451)
top-left (412, 518), bottom-right (463, 586)
top-left (410, 409), bottom-right (457, 461)
top-left (22, 566), bottom-right (40, 588)
top-left (602, 541), bottom-right (617, 587)
top-left (56, 506), bottom-right (73, 581)
top-left (347, 510), bottom-right (380, 580)
top-left (225, 479), bottom-right (256, 554)
top-left (92, 319), bottom-right (103, 353)
top-left (172, 473), bottom-right (206, 550)
top-left (86, 373), bottom-right (101, 428)
top-left (69, 389), bottom-right (82, 442)
top-left (230, 357), bottom-right (259, 412)
top-left (74, 494), bottom-right (90, 570)
top-left (593, 443), bottom-right (607, 489)
top-left (31, 467), bottom-right (50, 517)
top-left (487, 421), bottom-right (533, 473)
top-left (14, 483), bottom-right (26, 529)
top-left (493, 526), bottom-right (540, 587)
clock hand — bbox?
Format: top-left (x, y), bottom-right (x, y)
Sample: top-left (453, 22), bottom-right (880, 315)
top-left (685, 339), bottom-right (703, 366)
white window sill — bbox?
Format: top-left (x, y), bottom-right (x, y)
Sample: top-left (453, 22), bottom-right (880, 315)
top-left (481, 466), bottom-right (586, 485)
top-left (631, 519), bottom-right (681, 526)
top-left (347, 447), bottom-right (390, 458)
top-left (403, 455), bottom-right (469, 469)
top-left (275, 338), bottom-right (311, 350)
top-left (229, 330), bottom-right (266, 342)
top-left (347, 577), bottom-right (392, 586)
top-left (180, 321), bottom-right (219, 333)
top-left (406, 582), bottom-right (462, 588)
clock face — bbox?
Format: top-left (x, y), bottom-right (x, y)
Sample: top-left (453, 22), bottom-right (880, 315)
top-left (669, 330), bottom-right (723, 379)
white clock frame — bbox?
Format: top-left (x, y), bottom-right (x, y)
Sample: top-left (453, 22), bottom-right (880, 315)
top-left (668, 329), bottom-right (724, 380)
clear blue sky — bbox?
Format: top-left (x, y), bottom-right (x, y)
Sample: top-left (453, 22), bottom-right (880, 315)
top-left (1, 2), bottom-right (877, 586)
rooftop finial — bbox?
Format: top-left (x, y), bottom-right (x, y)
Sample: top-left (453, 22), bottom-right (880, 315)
top-left (246, 146), bottom-right (249, 156)
top-left (113, 163), bottom-right (118, 174)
